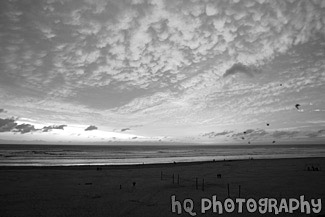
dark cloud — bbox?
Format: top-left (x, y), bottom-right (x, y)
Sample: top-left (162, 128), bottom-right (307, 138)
top-left (43, 125), bottom-right (67, 132)
top-left (0, 117), bottom-right (38, 134)
top-left (121, 128), bottom-right (130, 132)
top-left (223, 63), bottom-right (261, 78)
top-left (85, 125), bottom-right (98, 131)
top-left (0, 108), bottom-right (7, 113)
top-left (13, 124), bottom-right (38, 134)
top-left (0, 117), bottom-right (17, 132)
top-left (306, 129), bottom-right (325, 138)
top-left (202, 131), bottom-right (233, 138)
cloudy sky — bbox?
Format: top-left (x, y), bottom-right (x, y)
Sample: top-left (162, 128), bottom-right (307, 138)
top-left (0, 0), bottom-right (325, 144)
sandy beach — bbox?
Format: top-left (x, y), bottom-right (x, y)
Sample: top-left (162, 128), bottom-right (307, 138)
top-left (0, 157), bottom-right (324, 217)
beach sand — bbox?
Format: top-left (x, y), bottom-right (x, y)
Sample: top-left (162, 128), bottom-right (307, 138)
top-left (0, 157), bottom-right (324, 217)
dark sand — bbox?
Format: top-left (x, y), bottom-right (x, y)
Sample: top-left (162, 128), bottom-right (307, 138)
top-left (0, 157), bottom-right (325, 217)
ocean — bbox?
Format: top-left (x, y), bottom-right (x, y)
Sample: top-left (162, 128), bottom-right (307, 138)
top-left (0, 143), bottom-right (324, 166)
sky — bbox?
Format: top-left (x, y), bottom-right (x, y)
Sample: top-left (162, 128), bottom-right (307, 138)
top-left (0, 0), bottom-right (325, 145)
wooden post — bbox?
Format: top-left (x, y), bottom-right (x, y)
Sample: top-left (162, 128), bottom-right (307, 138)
top-left (160, 171), bottom-right (163, 180)
top-left (196, 178), bottom-right (198, 190)
top-left (177, 174), bottom-right (180, 185)
top-left (227, 183), bottom-right (230, 198)
top-left (172, 174), bottom-right (174, 184)
top-left (202, 178), bottom-right (205, 191)
top-left (239, 185), bottom-right (241, 197)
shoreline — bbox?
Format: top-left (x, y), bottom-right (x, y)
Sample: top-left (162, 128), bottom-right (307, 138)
top-left (1, 156), bottom-right (324, 170)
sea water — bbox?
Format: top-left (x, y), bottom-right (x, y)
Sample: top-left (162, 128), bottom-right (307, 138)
top-left (0, 143), bottom-right (324, 166)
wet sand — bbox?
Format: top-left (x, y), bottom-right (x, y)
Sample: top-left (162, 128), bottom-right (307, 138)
top-left (0, 157), bottom-right (325, 217)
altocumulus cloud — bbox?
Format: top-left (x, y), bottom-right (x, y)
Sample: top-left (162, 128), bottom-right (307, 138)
top-left (1, 0), bottom-right (325, 98)
top-left (0, 0), bottom-right (324, 142)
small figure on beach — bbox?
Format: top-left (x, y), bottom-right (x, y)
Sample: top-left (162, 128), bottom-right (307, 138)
top-left (132, 182), bottom-right (136, 187)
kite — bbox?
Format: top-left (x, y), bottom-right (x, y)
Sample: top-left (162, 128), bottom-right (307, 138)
top-left (295, 104), bottom-right (301, 110)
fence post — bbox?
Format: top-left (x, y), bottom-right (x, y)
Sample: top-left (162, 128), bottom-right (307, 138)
top-left (160, 171), bottom-right (163, 180)
top-left (172, 174), bottom-right (174, 184)
top-left (177, 174), bottom-right (180, 185)
top-left (196, 178), bottom-right (198, 190)
top-left (239, 185), bottom-right (241, 197)
top-left (227, 183), bottom-right (230, 198)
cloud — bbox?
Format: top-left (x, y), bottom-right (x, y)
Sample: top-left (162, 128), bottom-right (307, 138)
top-left (13, 124), bottom-right (39, 134)
top-left (0, 0), bottom-right (324, 143)
top-left (0, 117), bottom-right (40, 134)
top-left (0, 117), bottom-right (17, 132)
top-left (223, 63), bottom-right (261, 78)
top-left (2, 0), bottom-right (324, 100)
top-left (202, 130), bottom-right (233, 138)
top-left (85, 125), bottom-right (98, 131)
top-left (121, 128), bottom-right (130, 132)
top-left (231, 129), bottom-right (269, 140)
top-left (42, 125), bottom-right (67, 132)
top-left (243, 129), bottom-right (255, 134)
top-left (234, 129), bottom-right (319, 141)
top-left (306, 129), bottom-right (325, 138)
top-left (271, 130), bottom-right (300, 139)
top-left (0, 109), bottom-right (7, 113)
top-left (0, 117), bottom-right (67, 134)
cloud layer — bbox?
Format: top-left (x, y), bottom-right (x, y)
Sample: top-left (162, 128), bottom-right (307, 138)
top-left (1, 0), bottom-right (325, 98)
top-left (0, 0), bottom-right (325, 143)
